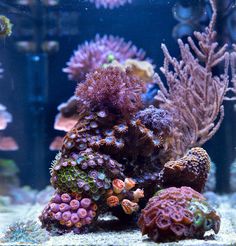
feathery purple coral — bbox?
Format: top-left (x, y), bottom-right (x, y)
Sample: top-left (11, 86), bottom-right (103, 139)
top-left (75, 66), bottom-right (145, 117)
top-left (63, 35), bottom-right (147, 82)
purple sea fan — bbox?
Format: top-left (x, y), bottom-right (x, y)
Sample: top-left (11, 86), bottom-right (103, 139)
top-left (88, 0), bottom-right (132, 9)
top-left (63, 35), bottom-right (147, 82)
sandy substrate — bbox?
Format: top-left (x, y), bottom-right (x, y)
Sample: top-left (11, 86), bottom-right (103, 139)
top-left (0, 201), bottom-right (236, 246)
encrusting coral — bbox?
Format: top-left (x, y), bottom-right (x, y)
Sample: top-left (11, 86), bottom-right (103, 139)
top-left (160, 148), bottom-right (211, 192)
top-left (138, 186), bottom-right (220, 242)
top-left (63, 35), bottom-right (147, 82)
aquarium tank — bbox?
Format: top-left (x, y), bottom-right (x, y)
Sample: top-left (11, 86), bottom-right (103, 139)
top-left (0, 0), bottom-right (236, 245)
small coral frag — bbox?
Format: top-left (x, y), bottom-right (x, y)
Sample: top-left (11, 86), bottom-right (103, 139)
top-left (138, 186), bottom-right (220, 242)
top-left (39, 192), bottom-right (97, 234)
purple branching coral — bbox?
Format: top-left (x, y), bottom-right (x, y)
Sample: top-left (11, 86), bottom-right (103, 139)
top-left (88, 0), bottom-right (132, 9)
top-left (63, 35), bottom-right (147, 82)
top-left (138, 186), bottom-right (221, 242)
top-left (75, 66), bottom-right (145, 117)
top-left (154, 0), bottom-right (230, 160)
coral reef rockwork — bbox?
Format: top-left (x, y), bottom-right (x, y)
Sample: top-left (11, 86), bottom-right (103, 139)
top-left (40, 66), bottom-right (212, 234)
top-left (63, 35), bottom-right (147, 82)
top-left (53, 59), bottom-right (155, 140)
top-left (41, 0), bottom-right (229, 241)
top-left (138, 187), bottom-right (221, 242)
top-left (88, 0), bottom-right (132, 9)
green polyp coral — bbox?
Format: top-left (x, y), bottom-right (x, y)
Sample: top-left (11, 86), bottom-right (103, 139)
top-left (0, 15), bottom-right (13, 37)
top-left (107, 53), bottom-right (115, 63)
top-left (50, 149), bottom-right (123, 201)
top-left (188, 199), bottom-right (219, 233)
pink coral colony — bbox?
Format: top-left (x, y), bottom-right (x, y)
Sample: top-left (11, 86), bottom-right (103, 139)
top-left (63, 35), bottom-right (147, 82)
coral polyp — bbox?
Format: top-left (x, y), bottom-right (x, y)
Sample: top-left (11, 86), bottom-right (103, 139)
top-left (63, 35), bottom-right (147, 82)
top-left (75, 66), bottom-right (145, 117)
top-left (88, 0), bottom-right (132, 9)
top-left (50, 149), bottom-right (124, 201)
top-left (39, 192), bottom-right (98, 234)
top-left (138, 186), bottom-right (220, 242)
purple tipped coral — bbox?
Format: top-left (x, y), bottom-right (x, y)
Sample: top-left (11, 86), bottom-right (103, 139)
top-left (39, 192), bottom-right (97, 234)
top-left (88, 0), bottom-right (132, 9)
top-left (63, 35), bottom-right (147, 82)
top-left (76, 66), bottom-right (145, 117)
top-left (135, 105), bottom-right (173, 136)
top-left (138, 186), bottom-right (220, 242)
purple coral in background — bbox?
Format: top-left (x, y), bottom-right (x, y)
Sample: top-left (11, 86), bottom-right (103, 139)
top-left (63, 35), bottom-right (147, 82)
top-left (88, 0), bottom-right (132, 9)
